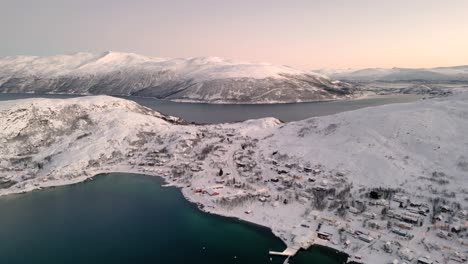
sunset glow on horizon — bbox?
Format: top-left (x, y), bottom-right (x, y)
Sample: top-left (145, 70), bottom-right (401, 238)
top-left (1, 0), bottom-right (468, 69)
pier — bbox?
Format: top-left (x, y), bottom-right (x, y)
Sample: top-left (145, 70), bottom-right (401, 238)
top-left (269, 228), bottom-right (317, 262)
top-left (269, 246), bottom-right (299, 257)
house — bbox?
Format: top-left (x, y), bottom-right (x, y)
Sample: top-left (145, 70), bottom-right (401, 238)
top-left (410, 201), bottom-right (423, 207)
top-left (205, 189), bottom-right (219, 196)
top-left (392, 228), bottom-right (414, 239)
top-left (317, 231), bottom-right (332, 240)
top-left (383, 242), bottom-right (393, 253)
top-left (357, 234), bottom-right (374, 243)
top-left (401, 212), bottom-right (423, 226)
top-left (362, 212), bottom-right (376, 219)
top-left (349, 207), bottom-right (360, 214)
top-left (450, 252), bottom-right (467, 263)
top-left (393, 193), bottom-right (409, 203)
top-left (395, 221), bottom-right (413, 230)
top-left (440, 205), bottom-right (452, 213)
top-left (398, 248), bottom-right (415, 262)
top-left (277, 169), bottom-right (289, 174)
top-left (317, 224), bottom-right (335, 240)
top-left (437, 230), bottom-right (451, 239)
top-left (417, 257), bottom-right (433, 264)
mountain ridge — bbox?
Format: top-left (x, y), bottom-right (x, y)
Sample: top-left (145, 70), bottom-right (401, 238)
top-left (314, 65), bottom-right (468, 82)
top-left (0, 52), bottom-right (356, 104)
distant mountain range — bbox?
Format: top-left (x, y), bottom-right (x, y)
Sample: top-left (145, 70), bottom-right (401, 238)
top-left (0, 52), bottom-right (355, 104)
top-left (314, 65), bottom-right (468, 82)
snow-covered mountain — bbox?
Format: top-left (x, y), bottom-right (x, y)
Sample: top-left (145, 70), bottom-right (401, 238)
top-left (315, 65), bottom-right (468, 82)
top-left (0, 95), bottom-right (467, 263)
top-left (0, 52), bottom-right (356, 103)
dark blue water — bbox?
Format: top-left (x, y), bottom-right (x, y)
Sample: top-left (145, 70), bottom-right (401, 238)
top-left (0, 93), bottom-right (421, 124)
top-left (0, 173), bottom-right (347, 264)
top-left (0, 94), bottom-right (400, 263)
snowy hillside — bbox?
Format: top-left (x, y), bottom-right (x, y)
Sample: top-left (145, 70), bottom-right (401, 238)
top-left (0, 52), bottom-right (356, 103)
top-left (0, 95), bottom-right (467, 263)
top-left (316, 65), bottom-right (468, 82)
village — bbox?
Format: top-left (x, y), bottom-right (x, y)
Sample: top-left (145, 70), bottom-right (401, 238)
top-left (0, 96), bottom-right (467, 264)
top-left (121, 125), bottom-right (468, 264)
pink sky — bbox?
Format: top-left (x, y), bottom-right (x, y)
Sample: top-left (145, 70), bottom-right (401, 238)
top-left (1, 0), bottom-right (467, 69)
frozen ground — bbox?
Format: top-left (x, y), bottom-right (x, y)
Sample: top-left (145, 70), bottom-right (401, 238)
top-left (0, 95), bottom-right (467, 264)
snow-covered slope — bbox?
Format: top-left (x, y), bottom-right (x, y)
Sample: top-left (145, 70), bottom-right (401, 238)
top-left (0, 52), bottom-right (355, 103)
top-left (316, 66), bottom-right (468, 82)
top-left (1, 95), bottom-right (467, 263)
top-left (1, 94), bottom-right (466, 199)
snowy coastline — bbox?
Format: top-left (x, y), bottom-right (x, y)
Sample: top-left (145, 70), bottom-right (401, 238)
top-left (1, 95), bottom-right (467, 263)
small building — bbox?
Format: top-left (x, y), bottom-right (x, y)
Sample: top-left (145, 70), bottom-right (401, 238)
top-left (393, 193), bottom-right (409, 203)
top-left (317, 224), bottom-right (335, 240)
top-left (417, 257), bottom-right (433, 264)
top-left (205, 189), bottom-right (219, 196)
top-left (317, 231), bottom-right (332, 241)
top-left (440, 205), bottom-right (452, 213)
top-left (362, 212), bottom-right (376, 219)
top-left (383, 242), bottom-right (393, 253)
top-left (396, 221), bottom-right (413, 230)
top-left (357, 234), bottom-right (374, 243)
top-left (398, 248), bottom-right (415, 262)
top-left (401, 212), bottom-right (422, 226)
top-left (410, 201), bottom-right (423, 207)
top-left (336, 171), bottom-right (345, 177)
top-left (277, 169), bottom-right (289, 174)
top-left (392, 228), bottom-right (413, 239)
top-left (349, 207), bottom-right (360, 214)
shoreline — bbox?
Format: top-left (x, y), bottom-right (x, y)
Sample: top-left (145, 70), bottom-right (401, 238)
top-left (1, 94), bottom-right (466, 264)
top-left (0, 168), bottom-right (351, 263)
top-left (0, 91), bottom-right (417, 105)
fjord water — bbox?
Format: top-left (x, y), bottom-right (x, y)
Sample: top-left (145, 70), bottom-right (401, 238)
top-left (0, 173), bottom-right (347, 264)
top-left (0, 94), bottom-right (412, 263)
top-left (0, 93), bottom-right (421, 123)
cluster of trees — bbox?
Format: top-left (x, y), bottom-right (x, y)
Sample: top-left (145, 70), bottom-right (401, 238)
top-left (198, 144), bottom-right (217, 160)
top-left (216, 194), bottom-right (256, 209)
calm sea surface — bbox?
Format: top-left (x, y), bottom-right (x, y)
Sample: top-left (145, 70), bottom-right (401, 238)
top-left (0, 93), bottom-right (417, 263)
top-left (0, 93), bottom-right (421, 124)
top-left (0, 173), bottom-right (347, 264)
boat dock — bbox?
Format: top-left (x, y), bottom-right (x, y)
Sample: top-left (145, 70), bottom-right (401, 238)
top-left (269, 228), bottom-right (317, 261)
top-left (269, 246), bottom-right (299, 257)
